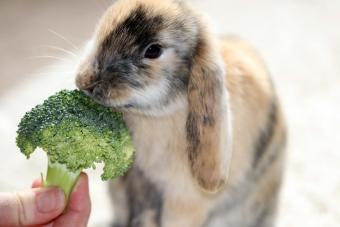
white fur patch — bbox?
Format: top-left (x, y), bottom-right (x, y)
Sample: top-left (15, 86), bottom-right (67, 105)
top-left (130, 77), bottom-right (170, 107)
top-left (130, 78), bottom-right (187, 117)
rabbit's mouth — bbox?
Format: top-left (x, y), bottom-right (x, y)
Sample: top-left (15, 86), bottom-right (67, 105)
top-left (80, 82), bottom-right (135, 109)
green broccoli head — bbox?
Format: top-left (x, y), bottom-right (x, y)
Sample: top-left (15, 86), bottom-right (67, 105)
top-left (16, 90), bottom-right (133, 180)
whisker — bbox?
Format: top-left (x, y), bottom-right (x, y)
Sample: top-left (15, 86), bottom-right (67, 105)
top-left (30, 55), bottom-right (74, 64)
top-left (43, 64), bottom-right (76, 69)
top-left (33, 71), bottom-right (75, 75)
top-left (38, 45), bottom-right (79, 58)
top-left (48, 29), bottom-right (80, 51)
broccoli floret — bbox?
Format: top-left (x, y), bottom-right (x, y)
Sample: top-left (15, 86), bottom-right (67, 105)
top-left (16, 90), bottom-right (133, 200)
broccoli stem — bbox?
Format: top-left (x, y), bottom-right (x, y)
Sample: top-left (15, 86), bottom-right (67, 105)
top-left (44, 158), bottom-right (81, 201)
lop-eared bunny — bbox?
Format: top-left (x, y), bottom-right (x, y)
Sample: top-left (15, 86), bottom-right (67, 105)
top-left (76, 0), bottom-right (286, 226)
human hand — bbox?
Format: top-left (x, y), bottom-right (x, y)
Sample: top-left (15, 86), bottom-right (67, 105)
top-left (0, 173), bottom-right (91, 227)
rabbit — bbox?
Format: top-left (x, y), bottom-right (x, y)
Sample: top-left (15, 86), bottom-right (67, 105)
top-left (75, 0), bottom-right (287, 226)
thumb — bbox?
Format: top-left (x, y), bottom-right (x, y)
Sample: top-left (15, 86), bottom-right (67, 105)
top-left (0, 187), bottom-right (65, 227)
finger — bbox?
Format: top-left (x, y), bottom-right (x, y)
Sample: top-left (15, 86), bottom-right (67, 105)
top-left (32, 179), bottom-right (42, 188)
top-left (53, 173), bottom-right (91, 227)
top-left (0, 187), bottom-right (65, 227)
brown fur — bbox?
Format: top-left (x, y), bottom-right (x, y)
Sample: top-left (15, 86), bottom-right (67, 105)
top-left (187, 33), bottom-right (229, 193)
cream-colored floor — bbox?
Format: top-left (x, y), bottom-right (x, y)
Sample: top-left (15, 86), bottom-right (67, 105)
top-left (1, 0), bottom-right (339, 226)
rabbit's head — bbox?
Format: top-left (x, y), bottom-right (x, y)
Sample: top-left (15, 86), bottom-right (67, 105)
top-left (76, 0), bottom-right (230, 193)
top-left (76, 0), bottom-right (224, 116)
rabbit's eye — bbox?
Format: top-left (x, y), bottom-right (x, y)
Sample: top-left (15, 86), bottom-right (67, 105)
top-left (144, 44), bottom-right (163, 59)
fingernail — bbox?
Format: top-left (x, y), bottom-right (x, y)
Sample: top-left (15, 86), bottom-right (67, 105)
top-left (36, 187), bottom-right (65, 213)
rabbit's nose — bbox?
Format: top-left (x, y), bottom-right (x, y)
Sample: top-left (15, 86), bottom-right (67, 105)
top-left (75, 74), bottom-right (99, 95)
top-left (75, 65), bottom-right (100, 89)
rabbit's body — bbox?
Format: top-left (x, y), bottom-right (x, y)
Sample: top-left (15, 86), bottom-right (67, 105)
top-left (75, 0), bottom-right (286, 226)
top-left (110, 38), bottom-right (286, 227)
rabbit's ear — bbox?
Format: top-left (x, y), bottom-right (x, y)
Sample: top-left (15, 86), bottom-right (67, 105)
top-left (186, 35), bottom-right (232, 194)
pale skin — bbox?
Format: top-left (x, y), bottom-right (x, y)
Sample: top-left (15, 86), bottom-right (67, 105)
top-left (0, 173), bottom-right (91, 227)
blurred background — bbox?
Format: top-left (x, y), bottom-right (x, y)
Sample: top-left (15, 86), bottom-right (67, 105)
top-left (0, 0), bottom-right (339, 226)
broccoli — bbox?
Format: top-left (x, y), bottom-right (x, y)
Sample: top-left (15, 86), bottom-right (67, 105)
top-left (16, 90), bottom-right (133, 200)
